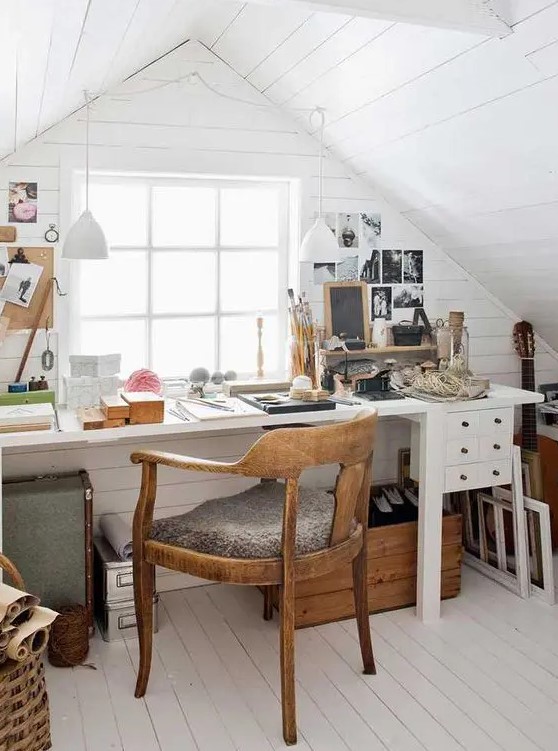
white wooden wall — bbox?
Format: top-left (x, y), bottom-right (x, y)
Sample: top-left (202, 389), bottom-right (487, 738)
top-left (0, 36), bottom-right (556, 590)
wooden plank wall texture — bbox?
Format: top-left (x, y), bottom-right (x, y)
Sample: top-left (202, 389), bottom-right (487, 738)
top-left (0, 32), bottom-right (556, 590)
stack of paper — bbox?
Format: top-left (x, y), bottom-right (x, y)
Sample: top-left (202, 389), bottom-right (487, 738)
top-left (0, 403), bottom-right (54, 432)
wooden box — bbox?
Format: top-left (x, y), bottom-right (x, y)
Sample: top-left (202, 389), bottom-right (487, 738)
top-left (272, 513), bottom-right (462, 629)
top-left (121, 392), bottom-right (164, 424)
top-left (101, 395), bottom-right (130, 421)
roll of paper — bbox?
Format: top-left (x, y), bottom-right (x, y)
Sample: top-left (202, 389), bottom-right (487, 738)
top-left (0, 626), bottom-right (18, 649)
top-left (6, 606), bottom-right (57, 662)
top-left (0, 583), bottom-right (39, 628)
top-left (100, 514), bottom-right (133, 561)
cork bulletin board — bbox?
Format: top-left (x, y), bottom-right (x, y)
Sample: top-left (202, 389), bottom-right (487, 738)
top-left (0, 247), bottom-right (54, 331)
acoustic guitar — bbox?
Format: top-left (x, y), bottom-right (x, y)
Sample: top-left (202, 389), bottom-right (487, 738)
top-left (512, 321), bottom-right (543, 501)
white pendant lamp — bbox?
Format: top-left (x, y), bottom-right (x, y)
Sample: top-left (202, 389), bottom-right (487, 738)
top-left (62, 92), bottom-right (108, 260)
top-left (300, 108), bottom-right (340, 263)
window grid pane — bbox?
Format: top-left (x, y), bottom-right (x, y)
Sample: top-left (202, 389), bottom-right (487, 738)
top-left (79, 178), bottom-right (286, 378)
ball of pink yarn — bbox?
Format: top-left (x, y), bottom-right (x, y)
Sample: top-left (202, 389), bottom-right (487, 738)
top-left (125, 369), bottom-right (163, 395)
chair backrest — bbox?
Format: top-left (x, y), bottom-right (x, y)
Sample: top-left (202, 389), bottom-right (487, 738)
top-left (238, 410), bottom-right (377, 479)
top-left (237, 411), bottom-right (377, 548)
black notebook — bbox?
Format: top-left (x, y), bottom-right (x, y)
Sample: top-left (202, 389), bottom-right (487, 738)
top-left (238, 393), bottom-right (336, 415)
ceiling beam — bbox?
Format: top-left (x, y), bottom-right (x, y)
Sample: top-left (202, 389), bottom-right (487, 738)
top-left (251, 0), bottom-right (512, 37)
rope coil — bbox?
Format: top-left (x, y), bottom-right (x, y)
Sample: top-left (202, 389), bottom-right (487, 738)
top-left (47, 604), bottom-right (93, 669)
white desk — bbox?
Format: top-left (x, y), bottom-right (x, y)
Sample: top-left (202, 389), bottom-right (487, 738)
top-left (0, 384), bottom-right (542, 623)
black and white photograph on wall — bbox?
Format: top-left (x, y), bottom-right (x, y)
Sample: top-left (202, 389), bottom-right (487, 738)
top-left (0, 247), bottom-right (8, 277)
top-left (371, 286), bottom-right (392, 320)
top-left (0, 261), bottom-right (43, 308)
top-left (360, 212), bottom-right (381, 250)
top-left (382, 249), bottom-right (402, 284)
top-left (8, 182), bottom-right (38, 223)
top-left (323, 212), bottom-right (337, 238)
top-left (336, 255), bottom-right (359, 282)
top-left (338, 213), bottom-right (359, 249)
top-left (393, 284), bottom-right (424, 309)
top-left (403, 250), bottom-right (423, 283)
top-left (313, 262), bottom-right (336, 285)
top-left (360, 248), bottom-right (380, 284)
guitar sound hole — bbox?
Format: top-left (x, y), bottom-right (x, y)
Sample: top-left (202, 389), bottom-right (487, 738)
top-left (461, 447), bottom-right (468, 454)
top-left (494, 418), bottom-right (502, 424)
top-left (460, 474), bottom-right (467, 481)
top-left (493, 470), bottom-right (500, 476)
top-left (462, 421), bottom-right (469, 428)
top-left (493, 444), bottom-right (500, 450)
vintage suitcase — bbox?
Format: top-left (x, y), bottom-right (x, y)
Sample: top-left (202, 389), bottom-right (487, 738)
top-left (2, 470), bottom-right (93, 628)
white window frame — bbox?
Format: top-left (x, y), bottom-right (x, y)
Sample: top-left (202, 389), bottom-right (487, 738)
top-left (62, 171), bottom-right (293, 380)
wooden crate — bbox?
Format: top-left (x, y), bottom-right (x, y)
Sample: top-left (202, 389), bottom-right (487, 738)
top-left (272, 513), bottom-right (462, 628)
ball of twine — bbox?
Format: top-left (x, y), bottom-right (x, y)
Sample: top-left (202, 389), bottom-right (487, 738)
top-left (48, 603), bottom-right (92, 669)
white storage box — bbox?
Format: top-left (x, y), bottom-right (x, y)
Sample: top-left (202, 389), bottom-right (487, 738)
top-left (98, 594), bottom-right (159, 642)
top-left (94, 536), bottom-right (134, 603)
top-left (64, 376), bottom-right (101, 409)
top-left (70, 354), bottom-right (121, 378)
top-left (94, 536), bottom-right (159, 641)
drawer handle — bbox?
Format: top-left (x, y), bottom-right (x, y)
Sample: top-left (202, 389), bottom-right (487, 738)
top-left (493, 470), bottom-right (500, 476)
top-left (462, 421), bottom-right (469, 427)
top-left (461, 447), bottom-right (468, 454)
top-left (460, 474), bottom-right (468, 481)
top-left (494, 418), bottom-right (502, 424)
top-left (493, 443), bottom-right (501, 450)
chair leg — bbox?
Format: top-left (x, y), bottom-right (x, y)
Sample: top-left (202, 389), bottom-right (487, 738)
top-left (133, 553), bottom-right (155, 698)
top-left (279, 583), bottom-right (297, 745)
top-left (352, 544), bottom-right (376, 675)
top-left (263, 586), bottom-right (274, 621)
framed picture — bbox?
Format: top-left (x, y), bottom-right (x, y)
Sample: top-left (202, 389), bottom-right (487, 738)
top-left (323, 281), bottom-right (370, 343)
top-left (538, 382), bottom-right (558, 426)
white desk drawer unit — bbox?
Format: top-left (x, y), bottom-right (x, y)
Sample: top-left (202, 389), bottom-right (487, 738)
top-left (443, 407), bottom-right (513, 492)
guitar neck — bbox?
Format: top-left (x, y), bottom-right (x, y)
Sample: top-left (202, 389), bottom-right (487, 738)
top-left (520, 358), bottom-right (538, 452)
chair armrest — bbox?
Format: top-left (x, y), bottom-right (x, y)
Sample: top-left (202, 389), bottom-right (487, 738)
top-left (130, 449), bottom-right (242, 474)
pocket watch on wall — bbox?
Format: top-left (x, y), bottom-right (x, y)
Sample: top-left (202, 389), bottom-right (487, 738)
top-left (44, 223), bottom-right (59, 243)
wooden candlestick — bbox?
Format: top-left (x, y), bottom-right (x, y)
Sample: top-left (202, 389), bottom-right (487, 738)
top-left (256, 314), bottom-right (264, 379)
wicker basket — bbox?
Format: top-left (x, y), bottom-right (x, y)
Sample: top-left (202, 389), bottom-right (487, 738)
top-left (0, 554), bottom-right (51, 751)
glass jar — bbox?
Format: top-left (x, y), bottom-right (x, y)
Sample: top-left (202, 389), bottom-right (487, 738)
top-left (436, 325), bottom-right (469, 370)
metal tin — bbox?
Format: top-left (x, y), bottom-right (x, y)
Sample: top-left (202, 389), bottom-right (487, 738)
top-left (94, 535), bottom-right (135, 603)
top-left (98, 594), bottom-right (159, 642)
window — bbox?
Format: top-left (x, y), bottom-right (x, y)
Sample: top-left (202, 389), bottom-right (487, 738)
top-left (74, 175), bottom-right (290, 379)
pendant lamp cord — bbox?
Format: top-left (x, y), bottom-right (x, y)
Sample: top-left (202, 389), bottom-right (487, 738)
top-left (310, 107), bottom-right (326, 219)
top-left (84, 90), bottom-right (90, 212)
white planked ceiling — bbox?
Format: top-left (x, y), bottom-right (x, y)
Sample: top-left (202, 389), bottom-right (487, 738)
top-left (2, 0), bottom-right (558, 348)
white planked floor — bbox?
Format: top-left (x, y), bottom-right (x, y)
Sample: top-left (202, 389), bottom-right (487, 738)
top-left (46, 566), bottom-right (558, 751)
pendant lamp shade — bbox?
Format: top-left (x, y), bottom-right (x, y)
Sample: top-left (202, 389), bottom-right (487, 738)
top-left (300, 107), bottom-right (341, 264)
top-left (62, 91), bottom-right (109, 260)
top-left (299, 216), bottom-right (339, 262)
top-left (62, 209), bottom-right (108, 260)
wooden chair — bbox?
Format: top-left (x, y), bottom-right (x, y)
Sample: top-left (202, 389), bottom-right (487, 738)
top-left (131, 411), bottom-right (377, 745)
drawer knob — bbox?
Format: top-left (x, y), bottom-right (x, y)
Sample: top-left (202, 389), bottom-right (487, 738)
top-left (461, 447), bottom-right (469, 454)
top-left (462, 421), bottom-right (469, 427)
top-left (494, 418), bottom-right (502, 424)
top-left (493, 470), bottom-right (500, 476)
top-left (493, 443), bottom-right (501, 450)
top-left (460, 474), bottom-right (468, 481)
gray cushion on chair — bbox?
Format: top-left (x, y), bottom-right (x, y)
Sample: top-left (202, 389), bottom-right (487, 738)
top-left (149, 482), bottom-right (335, 559)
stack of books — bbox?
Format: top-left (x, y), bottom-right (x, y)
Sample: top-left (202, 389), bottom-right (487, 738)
top-left (0, 403), bottom-right (55, 433)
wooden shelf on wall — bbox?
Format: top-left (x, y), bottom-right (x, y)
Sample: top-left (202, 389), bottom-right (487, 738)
top-left (320, 344), bottom-right (436, 358)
